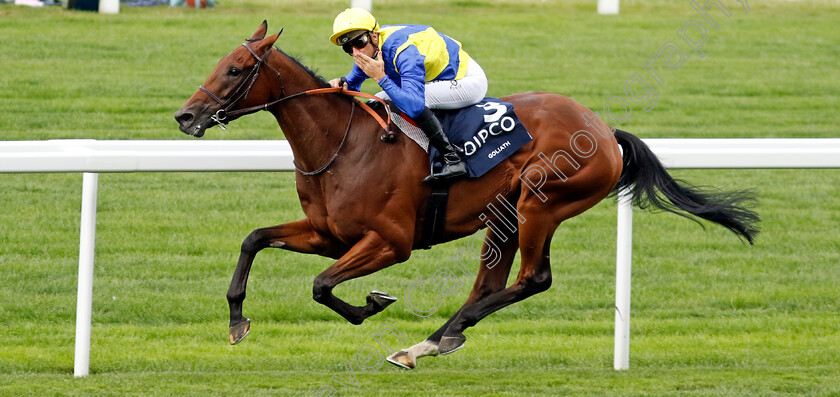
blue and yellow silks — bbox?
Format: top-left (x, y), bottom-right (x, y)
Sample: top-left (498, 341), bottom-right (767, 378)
top-left (343, 24), bottom-right (470, 119)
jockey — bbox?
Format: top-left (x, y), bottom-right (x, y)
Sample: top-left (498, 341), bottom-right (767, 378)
top-left (328, 8), bottom-right (489, 183)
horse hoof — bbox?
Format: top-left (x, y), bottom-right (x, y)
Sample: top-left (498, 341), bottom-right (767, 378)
top-left (438, 335), bottom-right (466, 355)
top-left (229, 318), bottom-right (251, 345)
top-left (386, 349), bottom-right (415, 370)
top-left (368, 290), bottom-right (398, 309)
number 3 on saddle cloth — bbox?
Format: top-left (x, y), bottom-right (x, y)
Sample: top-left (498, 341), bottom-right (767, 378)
top-left (391, 98), bottom-right (533, 178)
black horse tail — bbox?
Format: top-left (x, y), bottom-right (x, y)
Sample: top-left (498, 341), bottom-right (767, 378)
top-left (612, 129), bottom-right (760, 244)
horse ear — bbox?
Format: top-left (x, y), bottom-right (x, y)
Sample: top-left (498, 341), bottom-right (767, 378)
top-left (250, 20), bottom-right (268, 41)
top-left (254, 30), bottom-right (281, 54)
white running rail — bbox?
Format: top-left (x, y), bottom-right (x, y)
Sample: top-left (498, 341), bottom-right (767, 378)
top-left (2, 138), bottom-right (839, 376)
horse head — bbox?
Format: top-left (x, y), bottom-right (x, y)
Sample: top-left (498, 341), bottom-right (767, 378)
top-left (175, 21), bottom-right (282, 137)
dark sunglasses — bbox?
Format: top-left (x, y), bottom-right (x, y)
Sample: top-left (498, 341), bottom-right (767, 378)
top-left (341, 32), bottom-right (371, 55)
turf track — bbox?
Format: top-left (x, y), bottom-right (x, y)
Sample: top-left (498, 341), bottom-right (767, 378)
top-left (1, 1), bottom-right (838, 395)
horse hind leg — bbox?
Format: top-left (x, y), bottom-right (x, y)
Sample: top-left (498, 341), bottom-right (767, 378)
top-left (387, 226), bottom-right (520, 369)
top-left (434, 185), bottom-right (612, 354)
top-left (437, 219), bottom-right (556, 354)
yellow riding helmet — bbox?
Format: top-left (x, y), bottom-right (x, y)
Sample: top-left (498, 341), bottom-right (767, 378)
top-left (330, 8), bottom-right (380, 46)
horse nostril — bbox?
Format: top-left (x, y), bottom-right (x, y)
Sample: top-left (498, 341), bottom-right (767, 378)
top-left (175, 111), bottom-right (194, 126)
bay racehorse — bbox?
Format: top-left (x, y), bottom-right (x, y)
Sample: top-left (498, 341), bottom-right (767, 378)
top-left (174, 22), bottom-right (759, 369)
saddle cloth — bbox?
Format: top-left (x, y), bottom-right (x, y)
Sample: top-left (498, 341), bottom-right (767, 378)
top-left (391, 98), bottom-right (533, 178)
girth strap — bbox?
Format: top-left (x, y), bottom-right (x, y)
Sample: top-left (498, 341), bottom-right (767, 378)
top-left (419, 183), bottom-right (451, 249)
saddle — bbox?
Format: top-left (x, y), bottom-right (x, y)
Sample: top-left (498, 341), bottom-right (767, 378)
top-left (385, 98), bottom-right (532, 179)
top-left (377, 98), bottom-right (533, 248)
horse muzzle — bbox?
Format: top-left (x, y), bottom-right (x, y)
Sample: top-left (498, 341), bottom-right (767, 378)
top-left (174, 106), bottom-right (212, 138)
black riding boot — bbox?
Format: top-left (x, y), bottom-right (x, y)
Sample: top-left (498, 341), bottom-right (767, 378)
top-left (413, 107), bottom-right (468, 183)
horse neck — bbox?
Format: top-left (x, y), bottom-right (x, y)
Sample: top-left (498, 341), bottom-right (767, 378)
top-left (265, 51), bottom-right (356, 173)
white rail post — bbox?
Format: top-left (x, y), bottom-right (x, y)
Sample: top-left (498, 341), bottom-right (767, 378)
top-left (350, 0), bottom-right (371, 11)
top-left (74, 172), bottom-right (99, 377)
top-left (598, 0), bottom-right (619, 14)
top-left (614, 187), bottom-right (633, 370)
top-left (98, 0), bottom-right (119, 14)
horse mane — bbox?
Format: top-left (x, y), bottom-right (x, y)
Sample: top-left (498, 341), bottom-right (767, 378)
top-left (273, 47), bottom-right (331, 89)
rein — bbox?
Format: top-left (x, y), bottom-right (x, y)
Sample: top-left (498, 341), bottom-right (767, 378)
top-left (199, 42), bottom-right (392, 175)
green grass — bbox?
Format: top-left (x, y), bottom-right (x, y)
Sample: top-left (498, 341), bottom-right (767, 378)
top-left (1, 0), bottom-right (839, 395)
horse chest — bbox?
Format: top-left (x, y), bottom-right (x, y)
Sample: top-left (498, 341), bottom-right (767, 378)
top-left (300, 196), bottom-right (369, 244)
top-left (298, 172), bottom-right (405, 245)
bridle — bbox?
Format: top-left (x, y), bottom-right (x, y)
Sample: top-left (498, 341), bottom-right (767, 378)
top-left (199, 41), bottom-right (392, 175)
top-left (198, 42), bottom-right (266, 129)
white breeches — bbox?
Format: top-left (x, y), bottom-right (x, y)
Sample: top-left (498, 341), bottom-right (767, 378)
top-left (376, 57), bottom-right (489, 110)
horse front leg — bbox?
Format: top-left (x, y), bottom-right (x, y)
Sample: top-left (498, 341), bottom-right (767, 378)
top-left (228, 219), bottom-right (346, 344)
top-left (311, 231), bottom-right (408, 325)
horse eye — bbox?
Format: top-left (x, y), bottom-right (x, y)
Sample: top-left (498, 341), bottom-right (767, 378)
top-left (228, 67), bottom-right (241, 77)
